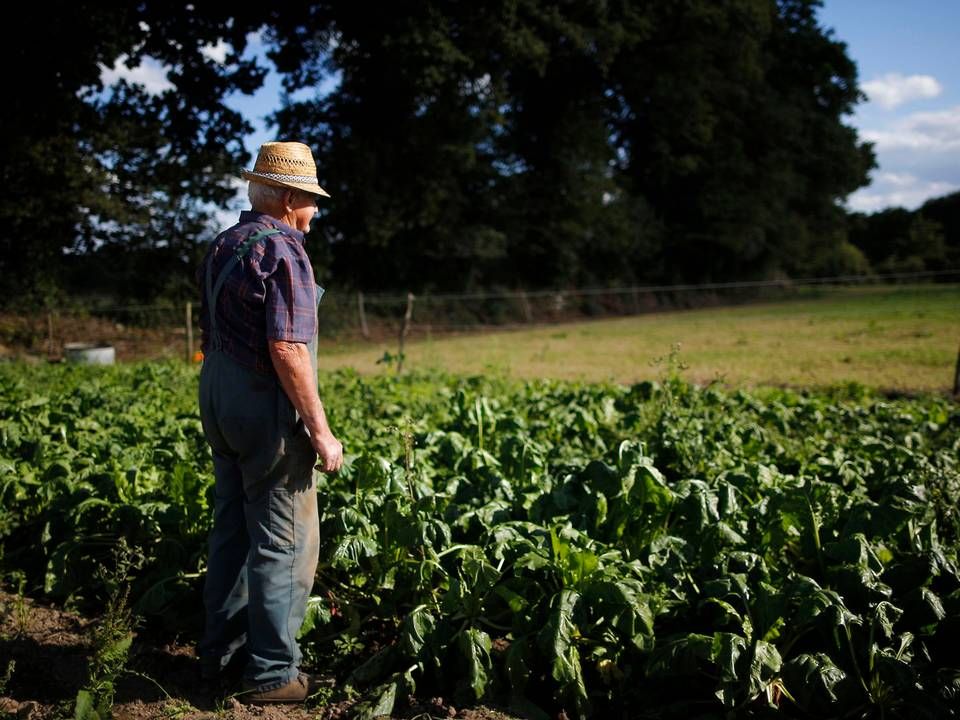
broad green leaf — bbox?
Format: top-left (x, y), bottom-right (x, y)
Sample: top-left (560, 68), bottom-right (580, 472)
top-left (711, 632), bottom-right (747, 685)
top-left (399, 606), bottom-right (435, 657)
top-left (350, 669), bottom-right (413, 720)
top-left (539, 589), bottom-right (590, 717)
top-left (73, 689), bottom-right (100, 720)
top-left (580, 460), bottom-right (623, 498)
top-left (700, 597), bottom-right (751, 638)
top-left (348, 645), bottom-right (398, 688)
top-left (505, 636), bottom-right (533, 696)
top-left (901, 586), bottom-right (946, 629)
top-left (330, 535), bottom-right (379, 569)
top-left (457, 627), bottom-right (492, 701)
top-left (744, 640), bottom-right (781, 699)
top-left (823, 533), bottom-right (884, 572)
top-left (781, 652), bottom-right (848, 714)
top-left (647, 633), bottom-right (714, 676)
top-left (354, 455), bottom-right (392, 491)
top-left (299, 595), bottom-right (333, 638)
top-left (871, 601), bottom-right (903, 642)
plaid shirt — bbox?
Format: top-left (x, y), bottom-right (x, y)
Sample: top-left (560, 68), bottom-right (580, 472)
top-left (198, 211), bottom-right (318, 375)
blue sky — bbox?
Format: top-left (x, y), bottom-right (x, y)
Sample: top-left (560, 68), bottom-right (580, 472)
top-left (818, 0), bottom-right (960, 211)
top-left (103, 2), bottom-right (959, 215)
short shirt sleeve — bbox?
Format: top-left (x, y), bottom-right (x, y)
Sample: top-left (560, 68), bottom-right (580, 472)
top-left (260, 239), bottom-right (317, 343)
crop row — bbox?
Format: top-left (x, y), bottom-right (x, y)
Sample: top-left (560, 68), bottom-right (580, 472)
top-left (0, 363), bottom-right (958, 718)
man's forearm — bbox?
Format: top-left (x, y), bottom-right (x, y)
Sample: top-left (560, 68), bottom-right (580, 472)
top-left (268, 340), bottom-right (331, 439)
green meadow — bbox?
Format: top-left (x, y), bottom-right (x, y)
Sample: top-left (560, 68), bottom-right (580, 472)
top-left (317, 284), bottom-right (960, 392)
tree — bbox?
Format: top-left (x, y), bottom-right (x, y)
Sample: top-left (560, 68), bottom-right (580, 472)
top-left (847, 203), bottom-right (950, 274)
top-left (0, 3), bottom-right (266, 303)
top-left (610, 0), bottom-right (873, 283)
top-left (919, 191), bottom-right (960, 269)
top-left (270, 0), bottom-right (872, 292)
top-left (5, 1), bottom-right (876, 301)
top-left (270, 2), bottom-right (512, 292)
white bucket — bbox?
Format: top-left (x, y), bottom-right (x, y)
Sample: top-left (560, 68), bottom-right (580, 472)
top-left (64, 343), bottom-right (116, 365)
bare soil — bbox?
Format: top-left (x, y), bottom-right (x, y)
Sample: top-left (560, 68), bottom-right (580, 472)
top-left (0, 591), bottom-right (524, 720)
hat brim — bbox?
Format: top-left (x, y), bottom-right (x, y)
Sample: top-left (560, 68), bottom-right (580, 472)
top-left (242, 169), bottom-right (331, 198)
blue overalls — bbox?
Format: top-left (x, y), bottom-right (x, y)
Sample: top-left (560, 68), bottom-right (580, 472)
top-left (197, 227), bottom-right (321, 692)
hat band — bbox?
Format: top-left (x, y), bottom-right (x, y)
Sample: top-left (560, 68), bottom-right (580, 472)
top-left (249, 170), bottom-right (318, 184)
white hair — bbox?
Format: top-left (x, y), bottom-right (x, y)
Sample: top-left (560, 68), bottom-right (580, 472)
top-left (247, 181), bottom-right (289, 210)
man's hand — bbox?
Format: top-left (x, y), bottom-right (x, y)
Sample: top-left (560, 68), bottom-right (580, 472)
top-left (312, 430), bottom-right (343, 473)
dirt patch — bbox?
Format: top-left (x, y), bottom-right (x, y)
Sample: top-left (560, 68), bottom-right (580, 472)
top-left (0, 591), bottom-right (527, 720)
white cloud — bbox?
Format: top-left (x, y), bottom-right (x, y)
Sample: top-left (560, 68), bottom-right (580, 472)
top-left (862, 73), bottom-right (942, 110)
top-left (845, 172), bottom-right (959, 213)
top-left (201, 39), bottom-right (230, 65)
top-left (878, 172), bottom-right (920, 188)
top-left (212, 177), bottom-right (251, 230)
top-left (243, 29), bottom-right (268, 55)
top-left (861, 105), bottom-right (960, 151)
top-left (99, 55), bottom-right (174, 95)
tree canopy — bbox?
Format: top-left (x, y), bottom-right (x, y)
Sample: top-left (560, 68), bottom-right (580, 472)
top-left (271, 0), bottom-right (875, 291)
top-left (847, 191), bottom-right (960, 274)
top-left (4, 0), bottom-right (886, 303)
top-left (1, 4), bottom-right (265, 301)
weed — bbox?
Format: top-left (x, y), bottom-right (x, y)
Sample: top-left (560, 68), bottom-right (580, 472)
top-left (651, 342), bottom-right (689, 380)
top-left (376, 350), bottom-right (406, 372)
top-left (211, 693), bottom-right (233, 717)
top-left (386, 416), bottom-right (417, 497)
top-left (1, 572), bottom-right (30, 638)
top-left (14, 581), bottom-right (28, 637)
top-left (306, 679), bottom-right (336, 707)
top-left (73, 540), bottom-right (143, 720)
top-left (333, 634), bottom-right (365, 657)
top-left (0, 659), bottom-right (14, 695)
top-left (649, 342), bottom-right (689, 416)
top-left (161, 699), bottom-right (198, 719)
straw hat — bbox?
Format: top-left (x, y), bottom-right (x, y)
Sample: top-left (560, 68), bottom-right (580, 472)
top-left (241, 141), bottom-right (330, 197)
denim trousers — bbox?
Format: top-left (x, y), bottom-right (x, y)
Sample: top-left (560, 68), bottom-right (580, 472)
top-left (197, 350), bottom-right (320, 691)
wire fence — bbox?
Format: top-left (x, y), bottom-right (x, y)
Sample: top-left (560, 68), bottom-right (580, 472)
top-left (2, 269), bottom-right (958, 363)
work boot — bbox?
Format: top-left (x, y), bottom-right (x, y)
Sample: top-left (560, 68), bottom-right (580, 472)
top-left (240, 672), bottom-right (310, 705)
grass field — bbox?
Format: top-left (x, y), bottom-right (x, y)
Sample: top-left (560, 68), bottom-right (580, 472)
top-left (316, 284), bottom-right (960, 392)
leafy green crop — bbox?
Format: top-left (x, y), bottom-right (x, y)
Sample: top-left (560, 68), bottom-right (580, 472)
top-left (0, 362), bottom-right (958, 718)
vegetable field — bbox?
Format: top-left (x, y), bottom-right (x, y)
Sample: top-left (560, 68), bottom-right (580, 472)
top-left (1, 362), bottom-right (959, 719)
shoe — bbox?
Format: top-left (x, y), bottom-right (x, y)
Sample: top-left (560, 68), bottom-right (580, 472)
top-left (240, 672), bottom-right (310, 705)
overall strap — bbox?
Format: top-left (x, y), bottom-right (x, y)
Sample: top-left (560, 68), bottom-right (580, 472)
top-left (205, 227), bottom-right (283, 348)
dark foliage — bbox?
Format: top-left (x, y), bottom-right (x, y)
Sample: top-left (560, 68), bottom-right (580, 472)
top-left (3, 1), bottom-right (884, 303)
top-left (847, 191), bottom-right (960, 274)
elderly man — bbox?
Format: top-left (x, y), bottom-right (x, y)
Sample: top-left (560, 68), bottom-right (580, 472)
top-left (196, 141), bottom-right (343, 704)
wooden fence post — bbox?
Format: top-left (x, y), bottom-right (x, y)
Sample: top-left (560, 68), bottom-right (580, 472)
top-left (519, 290), bottom-right (533, 323)
top-left (357, 291), bottom-right (370, 339)
top-left (47, 312), bottom-right (55, 359)
top-left (185, 302), bottom-right (193, 363)
top-left (397, 292), bottom-right (415, 373)
top-left (953, 341), bottom-right (960, 397)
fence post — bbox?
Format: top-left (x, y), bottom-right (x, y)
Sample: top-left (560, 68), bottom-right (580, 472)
top-left (953, 341), bottom-right (960, 397)
top-left (185, 302), bottom-right (193, 363)
top-left (519, 290), bottom-right (533, 323)
top-left (552, 291), bottom-right (566, 317)
top-left (397, 292), bottom-right (415, 373)
top-left (47, 312), bottom-right (55, 359)
top-left (357, 291), bottom-right (370, 339)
